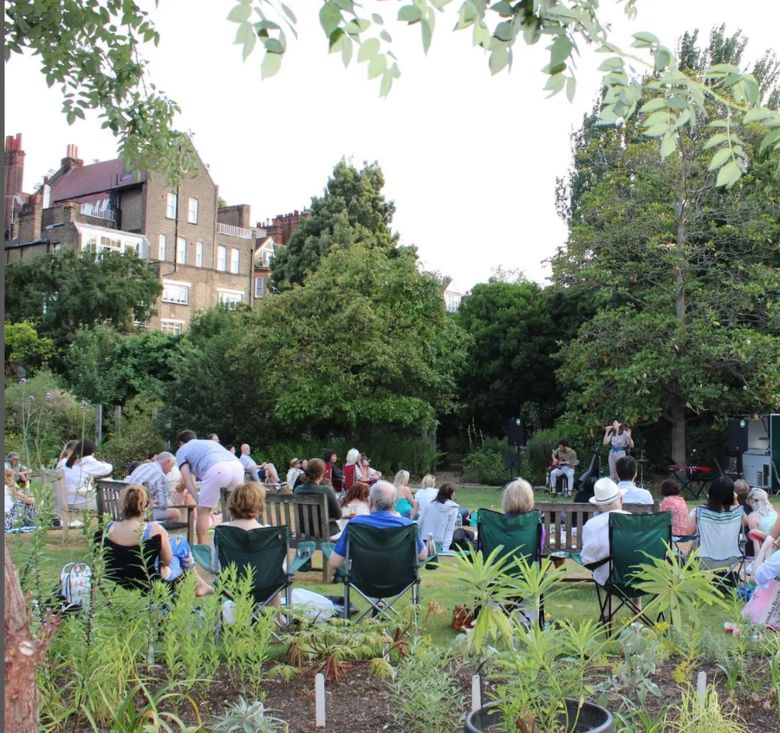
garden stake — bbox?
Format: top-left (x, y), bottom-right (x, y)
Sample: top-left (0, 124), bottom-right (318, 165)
top-left (696, 671), bottom-right (707, 703)
top-left (315, 672), bottom-right (325, 727)
top-left (471, 674), bottom-right (481, 713)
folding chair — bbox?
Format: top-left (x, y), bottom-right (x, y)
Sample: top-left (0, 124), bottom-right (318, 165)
top-left (586, 512), bottom-right (671, 630)
top-left (342, 464), bottom-right (356, 492)
top-left (97, 530), bottom-right (163, 593)
top-left (192, 524), bottom-right (297, 609)
top-left (342, 523), bottom-right (421, 622)
top-left (477, 509), bottom-right (545, 624)
top-left (692, 506), bottom-right (746, 587)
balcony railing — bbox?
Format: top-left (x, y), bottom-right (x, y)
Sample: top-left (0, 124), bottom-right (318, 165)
top-left (217, 222), bottom-right (254, 239)
top-left (80, 203), bottom-right (117, 221)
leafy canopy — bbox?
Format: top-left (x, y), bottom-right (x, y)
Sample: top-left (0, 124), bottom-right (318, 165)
top-left (271, 160), bottom-right (397, 291)
top-left (6, 2), bottom-right (779, 186)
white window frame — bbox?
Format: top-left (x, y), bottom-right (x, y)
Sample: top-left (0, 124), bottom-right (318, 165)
top-left (254, 277), bottom-right (265, 298)
top-left (195, 241), bottom-right (203, 268)
top-left (161, 280), bottom-right (190, 305)
top-left (217, 245), bottom-right (227, 272)
top-left (160, 319), bottom-right (185, 335)
top-left (176, 237), bottom-right (186, 265)
top-left (230, 247), bottom-right (240, 274)
top-left (158, 234), bottom-right (167, 261)
top-left (218, 288), bottom-right (244, 310)
top-left (166, 193), bottom-right (177, 219)
top-left (187, 197), bottom-right (198, 224)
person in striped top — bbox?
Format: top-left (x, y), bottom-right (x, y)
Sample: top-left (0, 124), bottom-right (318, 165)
top-left (126, 452), bottom-right (179, 521)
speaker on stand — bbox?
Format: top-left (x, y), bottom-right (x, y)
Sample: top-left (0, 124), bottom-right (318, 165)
top-left (506, 417), bottom-right (526, 480)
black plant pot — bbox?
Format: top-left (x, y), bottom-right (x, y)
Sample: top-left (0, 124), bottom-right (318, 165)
top-left (465, 699), bottom-right (614, 733)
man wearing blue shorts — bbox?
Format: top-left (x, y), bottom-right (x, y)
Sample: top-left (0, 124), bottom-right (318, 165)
top-left (176, 429), bottom-right (244, 544)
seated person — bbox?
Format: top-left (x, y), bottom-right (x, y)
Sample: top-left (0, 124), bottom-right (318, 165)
top-left (745, 488), bottom-right (778, 554)
top-left (286, 458), bottom-right (304, 492)
top-left (329, 481), bottom-right (427, 572)
top-left (339, 482), bottom-right (371, 518)
top-left (63, 440), bottom-right (113, 510)
top-left (580, 478), bottom-right (629, 586)
top-left (6, 452), bottom-right (32, 487)
top-left (751, 534), bottom-right (780, 588)
top-left (238, 444), bottom-right (263, 482)
top-left (126, 452), bottom-right (181, 521)
top-left (734, 479), bottom-right (754, 558)
top-left (573, 475), bottom-right (597, 504)
top-left (686, 476), bottom-right (740, 535)
top-left (393, 470), bottom-right (418, 518)
top-left (211, 481), bottom-right (281, 607)
top-left (354, 452), bottom-right (381, 484)
top-left (105, 484), bottom-right (212, 595)
top-left (418, 482), bottom-right (460, 552)
top-left (549, 440), bottom-right (577, 496)
top-left (293, 458), bottom-right (342, 535)
top-left (4, 466), bottom-right (37, 531)
top-left (615, 455), bottom-right (653, 505)
top-left (658, 479), bottom-right (689, 536)
top-left (499, 477), bottom-right (545, 550)
top-left (414, 475), bottom-right (438, 515)
top-left (323, 450), bottom-right (343, 492)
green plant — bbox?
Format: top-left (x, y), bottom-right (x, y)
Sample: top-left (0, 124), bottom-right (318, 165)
top-left (614, 706), bottom-right (668, 733)
top-left (211, 697), bottom-right (288, 733)
top-left (667, 685), bottom-right (747, 733)
top-left (605, 623), bottom-right (664, 703)
top-left (463, 440), bottom-right (510, 485)
top-left (112, 679), bottom-right (202, 733)
top-left (524, 428), bottom-right (561, 484)
top-left (388, 637), bottom-right (466, 733)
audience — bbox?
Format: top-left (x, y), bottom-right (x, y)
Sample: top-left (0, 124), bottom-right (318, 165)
top-left (580, 478), bottom-right (629, 587)
top-left (4, 466), bottom-right (37, 531)
top-left (393, 470), bottom-right (418, 519)
top-left (417, 482), bottom-right (460, 552)
top-left (287, 458), bottom-right (304, 491)
top-left (615, 455), bottom-right (653, 505)
top-left (329, 481), bottom-right (427, 571)
top-left (414, 475), bottom-right (438, 515)
top-left (293, 458), bottom-right (342, 535)
top-left (338, 482), bottom-right (370, 518)
top-left (323, 450), bottom-right (343, 491)
top-left (659, 479), bottom-right (689, 536)
top-left (126, 452), bottom-right (180, 521)
top-left (63, 440), bottom-right (113, 510)
top-left (745, 488), bottom-right (778, 554)
top-left (104, 484), bottom-right (212, 595)
top-left (686, 475), bottom-right (740, 536)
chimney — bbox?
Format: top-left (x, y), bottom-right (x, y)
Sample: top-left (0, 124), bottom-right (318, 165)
top-left (60, 143), bottom-right (83, 172)
top-left (4, 133), bottom-right (25, 238)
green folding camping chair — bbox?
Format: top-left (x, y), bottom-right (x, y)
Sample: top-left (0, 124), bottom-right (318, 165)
top-left (193, 524), bottom-right (304, 609)
top-left (586, 512), bottom-right (672, 630)
top-left (342, 522), bottom-right (421, 623)
top-left (477, 508), bottom-right (545, 624)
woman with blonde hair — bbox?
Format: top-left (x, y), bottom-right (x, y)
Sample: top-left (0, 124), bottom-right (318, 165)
top-left (746, 487), bottom-right (779, 554)
top-left (502, 478), bottom-right (535, 515)
top-left (414, 474), bottom-right (438, 515)
top-left (393, 470), bottom-right (418, 518)
top-left (105, 484), bottom-right (212, 595)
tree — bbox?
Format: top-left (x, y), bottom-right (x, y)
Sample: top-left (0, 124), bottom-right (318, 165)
top-left (4, 250), bottom-right (162, 353)
top-left (270, 160), bottom-right (398, 291)
top-left (6, 2), bottom-right (779, 186)
top-left (455, 278), bottom-right (589, 434)
top-left (552, 28), bottom-right (780, 462)
top-left (244, 244), bottom-right (468, 441)
top-left (4, 322), bottom-right (55, 377)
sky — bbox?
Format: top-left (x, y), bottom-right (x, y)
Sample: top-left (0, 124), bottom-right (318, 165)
top-left (4, 1), bottom-right (779, 291)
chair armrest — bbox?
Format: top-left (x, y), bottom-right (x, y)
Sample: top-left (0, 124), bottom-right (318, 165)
top-left (192, 544), bottom-right (214, 573)
top-left (289, 541), bottom-right (317, 574)
top-left (318, 541), bottom-right (335, 561)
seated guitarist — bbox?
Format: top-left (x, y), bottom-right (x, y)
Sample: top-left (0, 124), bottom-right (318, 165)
top-left (550, 440), bottom-right (578, 496)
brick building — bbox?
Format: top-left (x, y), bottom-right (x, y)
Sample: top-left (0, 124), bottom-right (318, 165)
top-left (4, 135), bottom-right (266, 332)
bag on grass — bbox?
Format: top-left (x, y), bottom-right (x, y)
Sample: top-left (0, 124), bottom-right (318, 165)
top-left (742, 578), bottom-right (780, 630)
top-left (59, 562), bottom-right (92, 609)
top-left (451, 528), bottom-right (476, 552)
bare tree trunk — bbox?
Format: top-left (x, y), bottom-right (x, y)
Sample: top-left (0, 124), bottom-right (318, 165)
top-left (670, 396), bottom-right (687, 466)
top-left (4, 548), bottom-right (59, 730)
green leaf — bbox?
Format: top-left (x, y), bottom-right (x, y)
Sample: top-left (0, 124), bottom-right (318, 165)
top-left (319, 2), bottom-right (342, 37)
top-left (261, 51), bottom-right (283, 79)
top-left (632, 31), bottom-right (659, 48)
top-left (653, 47), bottom-right (672, 71)
top-left (494, 21), bottom-right (514, 43)
top-left (227, 4), bottom-right (251, 23)
top-left (707, 148), bottom-right (731, 171)
top-left (758, 128), bottom-right (780, 154)
top-left (565, 76), bottom-right (576, 103)
top-left (368, 53), bottom-right (386, 79)
top-left (421, 19), bottom-right (433, 54)
top-left (263, 38), bottom-right (284, 54)
top-left (489, 46), bottom-right (510, 76)
top-left (743, 107), bottom-right (774, 124)
top-left (357, 38), bottom-right (379, 63)
top-left (702, 133), bottom-right (729, 150)
top-left (281, 3), bottom-right (297, 24)
top-left (398, 5), bottom-right (422, 23)
top-left (544, 73), bottom-right (565, 95)
top-left (660, 132), bottom-right (677, 158)
top-left (715, 160), bottom-right (742, 188)
top-left (640, 97), bottom-right (667, 113)
top-left (550, 34), bottom-right (573, 68)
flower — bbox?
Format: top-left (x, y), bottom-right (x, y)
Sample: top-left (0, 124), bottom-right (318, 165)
top-left (45, 391), bottom-right (55, 399)
top-left (19, 378), bottom-right (28, 385)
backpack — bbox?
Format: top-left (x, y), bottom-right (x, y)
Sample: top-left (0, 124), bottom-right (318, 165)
top-left (59, 562), bottom-right (92, 609)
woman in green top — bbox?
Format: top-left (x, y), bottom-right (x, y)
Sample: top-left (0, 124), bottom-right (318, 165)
top-left (293, 458), bottom-right (343, 535)
top-left (393, 470), bottom-right (418, 519)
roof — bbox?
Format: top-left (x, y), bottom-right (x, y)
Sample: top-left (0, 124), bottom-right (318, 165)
top-left (51, 159), bottom-right (143, 203)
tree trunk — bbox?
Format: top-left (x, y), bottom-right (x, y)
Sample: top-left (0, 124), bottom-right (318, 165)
top-left (4, 548), bottom-right (58, 730)
top-left (670, 396), bottom-right (687, 466)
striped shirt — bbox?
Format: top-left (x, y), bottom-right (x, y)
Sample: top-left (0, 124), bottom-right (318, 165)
top-left (127, 461), bottom-right (169, 509)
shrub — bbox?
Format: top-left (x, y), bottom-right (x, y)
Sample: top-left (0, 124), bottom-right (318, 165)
top-left (524, 428), bottom-right (560, 484)
top-left (463, 437), bottom-right (510, 485)
top-left (4, 370), bottom-right (96, 468)
top-left (99, 392), bottom-right (166, 473)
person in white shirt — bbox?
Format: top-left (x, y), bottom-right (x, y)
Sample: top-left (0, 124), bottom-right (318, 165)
top-left (239, 444), bottom-right (261, 482)
top-left (580, 478), bottom-right (630, 586)
top-left (615, 456), bottom-right (654, 505)
top-left (63, 439), bottom-right (113, 509)
top-left (417, 482), bottom-right (460, 552)
top-left (414, 475), bottom-right (438, 515)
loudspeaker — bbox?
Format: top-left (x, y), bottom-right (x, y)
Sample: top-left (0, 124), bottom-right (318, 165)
top-left (507, 417), bottom-right (526, 447)
top-left (726, 418), bottom-right (748, 454)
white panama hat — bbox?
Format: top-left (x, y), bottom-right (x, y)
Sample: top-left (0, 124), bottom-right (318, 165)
top-left (589, 477), bottom-right (627, 505)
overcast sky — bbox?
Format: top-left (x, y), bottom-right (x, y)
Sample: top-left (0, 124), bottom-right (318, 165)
top-left (5, 1), bottom-right (778, 291)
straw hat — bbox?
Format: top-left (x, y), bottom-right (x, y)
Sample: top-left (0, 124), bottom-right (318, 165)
top-left (589, 477), bottom-right (626, 506)
top-left (289, 457), bottom-right (301, 467)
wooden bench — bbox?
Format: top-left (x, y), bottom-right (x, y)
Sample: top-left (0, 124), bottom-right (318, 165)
top-left (220, 488), bottom-right (333, 582)
top-left (534, 501), bottom-right (661, 581)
